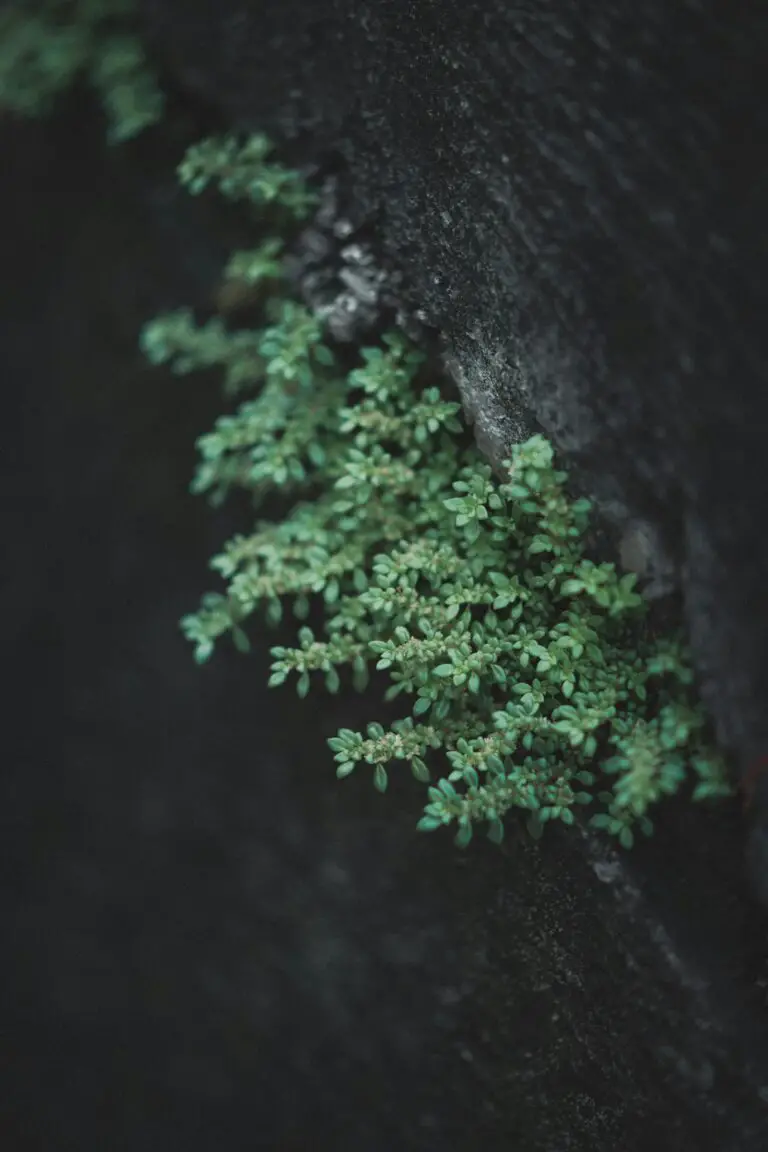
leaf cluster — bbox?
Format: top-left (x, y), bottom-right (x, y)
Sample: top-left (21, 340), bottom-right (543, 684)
top-left (141, 133), bottom-right (733, 853)
top-left (0, 0), bottom-right (163, 142)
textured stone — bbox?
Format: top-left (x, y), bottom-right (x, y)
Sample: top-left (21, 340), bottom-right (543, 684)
top-left (138, 2), bottom-right (768, 815)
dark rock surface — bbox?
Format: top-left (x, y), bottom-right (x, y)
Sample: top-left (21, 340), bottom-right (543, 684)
top-left (137, 0), bottom-right (768, 862)
top-left (3, 49), bottom-right (768, 1152)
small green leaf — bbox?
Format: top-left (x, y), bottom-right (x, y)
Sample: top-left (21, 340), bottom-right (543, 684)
top-left (487, 818), bottom-right (505, 845)
top-left (266, 599), bottom-right (283, 625)
top-left (454, 822), bottom-right (473, 848)
top-left (417, 815), bottom-right (443, 832)
top-left (583, 735), bottom-right (598, 758)
top-left (411, 757), bottom-right (430, 783)
top-left (352, 658), bottom-right (370, 692)
top-left (231, 626), bottom-right (250, 653)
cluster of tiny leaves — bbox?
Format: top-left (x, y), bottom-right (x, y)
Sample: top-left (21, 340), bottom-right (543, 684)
top-left (177, 134), bottom-right (318, 219)
top-left (142, 134), bottom-right (733, 853)
top-left (0, 0), bottom-right (163, 142)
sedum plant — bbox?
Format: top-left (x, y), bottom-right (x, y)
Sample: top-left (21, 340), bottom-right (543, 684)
top-left (142, 133), bottom-right (732, 853)
top-left (0, 0), bottom-right (163, 142)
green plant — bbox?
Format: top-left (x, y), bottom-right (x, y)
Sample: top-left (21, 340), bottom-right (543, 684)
top-left (0, 0), bottom-right (163, 142)
top-left (142, 133), bottom-right (732, 853)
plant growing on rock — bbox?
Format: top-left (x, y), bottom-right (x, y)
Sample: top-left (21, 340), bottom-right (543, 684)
top-left (142, 133), bottom-right (732, 853)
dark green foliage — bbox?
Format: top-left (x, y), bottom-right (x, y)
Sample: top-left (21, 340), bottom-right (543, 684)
top-left (0, 0), bottom-right (163, 142)
top-left (141, 133), bottom-right (732, 852)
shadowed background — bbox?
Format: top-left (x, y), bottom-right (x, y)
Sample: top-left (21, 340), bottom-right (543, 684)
top-left (2, 31), bottom-right (768, 1152)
